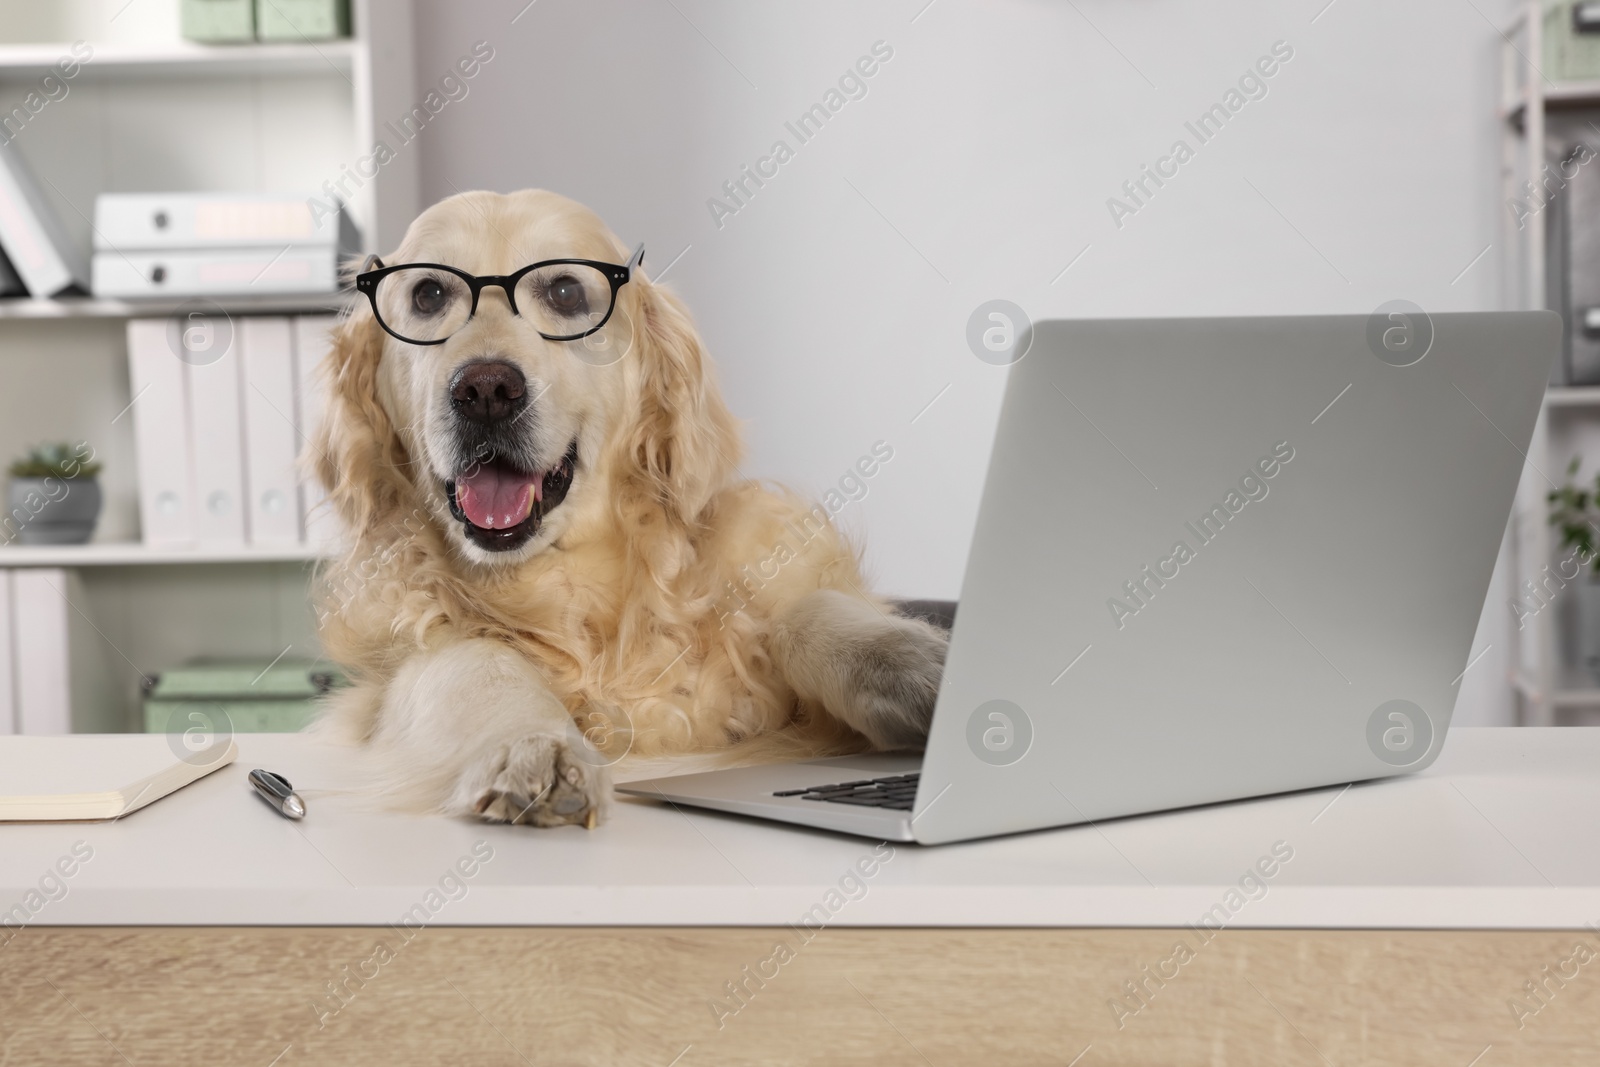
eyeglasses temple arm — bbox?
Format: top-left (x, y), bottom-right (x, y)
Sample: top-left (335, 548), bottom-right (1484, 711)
top-left (626, 243), bottom-right (645, 273)
top-left (360, 253), bottom-right (385, 272)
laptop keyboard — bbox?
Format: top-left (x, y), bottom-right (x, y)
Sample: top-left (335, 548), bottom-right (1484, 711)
top-left (773, 773), bottom-right (919, 811)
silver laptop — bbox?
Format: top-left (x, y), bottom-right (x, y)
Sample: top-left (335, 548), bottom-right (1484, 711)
top-left (619, 312), bottom-right (1559, 844)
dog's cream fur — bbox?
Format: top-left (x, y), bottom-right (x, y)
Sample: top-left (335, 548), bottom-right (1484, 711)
top-left (310, 189), bottom-right (946, 827)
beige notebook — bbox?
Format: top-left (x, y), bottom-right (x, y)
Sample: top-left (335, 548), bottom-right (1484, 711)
top-left (0, 734), bottom-right (238, 821)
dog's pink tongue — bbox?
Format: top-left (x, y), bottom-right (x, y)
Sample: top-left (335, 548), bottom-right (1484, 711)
top-left (457, 466), bottom-right (538, 529)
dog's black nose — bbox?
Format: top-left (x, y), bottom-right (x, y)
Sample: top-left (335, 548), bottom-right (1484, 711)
top-left (450, 361), bottom-right (526, 424)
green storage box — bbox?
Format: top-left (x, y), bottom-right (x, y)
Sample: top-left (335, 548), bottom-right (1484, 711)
top-left (143, 661), bottom-right (343, 734)
top-left (181, 0), bottom-right (255, 42)
top-left (1545, 1), bottom-right (1600, 82)
top-left (255, 0), bottom-right (350, 41)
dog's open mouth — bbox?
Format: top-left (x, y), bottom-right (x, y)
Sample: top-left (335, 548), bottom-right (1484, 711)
top-left (445, 442), bottom-right (578, 552)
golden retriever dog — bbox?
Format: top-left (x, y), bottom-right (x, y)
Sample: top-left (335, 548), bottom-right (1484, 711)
top-left (309, 189), bottom-right (947, 828)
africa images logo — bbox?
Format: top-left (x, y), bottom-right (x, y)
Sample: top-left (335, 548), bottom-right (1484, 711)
top-left (1105, 40), bottom-right (1295, 229)
top-left (966, 699), bottom-right (1033, 766)
top-left (1105, 442), bottom-right (1295, 630)
top-left (1365, 700), bottom-right (1432, 767)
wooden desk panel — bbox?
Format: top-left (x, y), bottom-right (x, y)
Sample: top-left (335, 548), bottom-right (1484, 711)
top-left (1, 927), bottom-right (1593, 1065)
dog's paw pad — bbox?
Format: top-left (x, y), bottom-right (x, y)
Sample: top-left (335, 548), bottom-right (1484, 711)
top-left (468, 734), bottom-right (608, 828)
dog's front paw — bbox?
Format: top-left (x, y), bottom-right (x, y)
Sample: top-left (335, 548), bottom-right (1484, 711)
top-left (460, 734), bottom-right (610, 828)
top-left (852, 619), bottom-right (947, 749)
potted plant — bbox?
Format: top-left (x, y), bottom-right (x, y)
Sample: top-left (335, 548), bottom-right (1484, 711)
top-left (1548, 456), bottom-right (1600, 680)
top-left (5, 442), bottom-right (102, 546)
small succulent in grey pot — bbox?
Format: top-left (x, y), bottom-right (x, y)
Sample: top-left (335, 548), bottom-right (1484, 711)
top-left (6, 442), bottom-right (102, 545)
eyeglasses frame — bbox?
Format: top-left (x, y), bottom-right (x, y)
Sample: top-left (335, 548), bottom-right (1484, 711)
top-left (354, 243), bottom-right (645, 346)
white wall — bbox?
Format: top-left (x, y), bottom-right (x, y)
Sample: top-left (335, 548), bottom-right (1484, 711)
top-left (408, 0), bottom-right (1520, 723)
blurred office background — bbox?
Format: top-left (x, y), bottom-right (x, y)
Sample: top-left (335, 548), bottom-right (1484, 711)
top-left (0, 0), bottom-right (1581, 733)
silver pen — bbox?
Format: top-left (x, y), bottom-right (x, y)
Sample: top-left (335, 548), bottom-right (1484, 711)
top-left (249, 768), bottom-right (306, 820)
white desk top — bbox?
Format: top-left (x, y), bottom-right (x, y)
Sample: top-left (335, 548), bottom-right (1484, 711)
top-left (1, 728), bottom-right (1596, 929)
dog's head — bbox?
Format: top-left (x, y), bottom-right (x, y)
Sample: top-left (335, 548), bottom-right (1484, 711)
top-left (314, 189), bottom-right (740, 565)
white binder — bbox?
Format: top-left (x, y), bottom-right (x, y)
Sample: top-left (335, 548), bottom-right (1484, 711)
top-left (127, 318), bottom-right (197, 547)
top-left (293, 315), bottom-right (342, 550)
top-left (0, 243), bottom-right (25, 297)
top-left (0, 140), bottom-right (89, 296)
top-left (12, 569), bottom-right (70, 735)
top-left (10, 569), bottom-right (119, 735)
top-left (92, 192), bottom-right (342, 251)
top-left (186, 328), bottom-right (249, 546)
top-left (241, 317), bottom-right (302, 546)
top-left (91, 247), bottom-right (341, 299)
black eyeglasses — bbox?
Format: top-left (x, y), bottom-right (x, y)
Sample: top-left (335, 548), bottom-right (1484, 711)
top-left (355, 244), bottom-right (644, 346)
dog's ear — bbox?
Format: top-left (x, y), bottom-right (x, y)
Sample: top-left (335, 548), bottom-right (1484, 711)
top-left (625, 281), bottom-right (742, 525)
top-left (306, 308), bottom-right (415, 542)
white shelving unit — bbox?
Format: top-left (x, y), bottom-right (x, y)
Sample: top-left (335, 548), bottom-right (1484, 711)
top-left (0, 0), bottom-right (416, 731)
top-left (0, 542), bottom-right (328, 566)
top-left (1500, 2), bottom-right (1600, 725)
top-left (0, 39), bottom-right (359, 79)
top-left (0, 294), bottom-right (351, 320)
